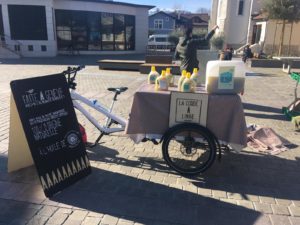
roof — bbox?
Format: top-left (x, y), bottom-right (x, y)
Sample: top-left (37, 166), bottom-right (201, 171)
top-left (169, 12), bottom-right (209, 22)
top-left (68, 0), bottom-right (155, 9)
top-left (149, 11), bottom-right (177, 19)
top-left (252, 13), bottom-right (268, 21)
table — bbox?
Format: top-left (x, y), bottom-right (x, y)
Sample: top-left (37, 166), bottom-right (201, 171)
top-left (273, 57), bottom-right (300, 73)
top-left (125, 84), bottom-right (247, 151)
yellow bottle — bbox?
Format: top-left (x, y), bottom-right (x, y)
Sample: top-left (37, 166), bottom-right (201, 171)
top-left (148, 66), bottom-right (159, 84)
top-left (191, 68), bottom-right (200, 86)
top-left (155, 70), bottom-right (169, 91)
top-left (178, 70), bottom-right (187, 91)
top-left (181, 72), bottom-right (196, 92)
top-left (166, 68), bottom-right (174, 87)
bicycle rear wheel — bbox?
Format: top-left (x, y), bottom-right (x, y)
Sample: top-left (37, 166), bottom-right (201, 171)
top-left (162, 123), bottom-right (216, 175)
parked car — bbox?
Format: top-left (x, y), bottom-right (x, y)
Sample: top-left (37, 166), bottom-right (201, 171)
top-left (147, 34), bottom-right (176, 51)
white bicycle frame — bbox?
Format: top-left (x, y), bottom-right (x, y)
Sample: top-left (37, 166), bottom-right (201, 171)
top-left (70, 89), bottom-right (127, 134)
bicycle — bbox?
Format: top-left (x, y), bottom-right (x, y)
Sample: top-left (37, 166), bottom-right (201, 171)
top-left (63, 66), bottom-right (127, 147)
top-left (63, 66), bottom-right (223, 175)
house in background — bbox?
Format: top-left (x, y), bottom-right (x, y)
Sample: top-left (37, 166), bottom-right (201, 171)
top-left (149, 11), bottom-right (209, 35)
top-left (171, 13), bottom-right (209, 34)
top-left (148, 11), bottom-right (176, 35)
top-left (0, 0), bottom-right (154, 57)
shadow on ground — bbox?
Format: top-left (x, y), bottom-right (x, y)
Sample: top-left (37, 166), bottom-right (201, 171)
top-left (0, 54), bottom-right (146, 66)
top-left (1, 143), bottom-right (300, 224)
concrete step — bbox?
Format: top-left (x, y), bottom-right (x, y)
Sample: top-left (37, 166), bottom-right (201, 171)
top-left (0, 46), bottom-right (20, 59)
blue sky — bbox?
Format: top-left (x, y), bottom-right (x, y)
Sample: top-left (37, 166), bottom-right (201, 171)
top-left (116, 0), bottom-right (212, 12)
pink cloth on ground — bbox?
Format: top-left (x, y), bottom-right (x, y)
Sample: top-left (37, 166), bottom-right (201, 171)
top-left (247, 126), bottom-right (293, 155)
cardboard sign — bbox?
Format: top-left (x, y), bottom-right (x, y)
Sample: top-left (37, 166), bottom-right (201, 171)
top-left (9, 74), bottom-right (91, 197)
top-left (169, 92), bottom-right (208, 127)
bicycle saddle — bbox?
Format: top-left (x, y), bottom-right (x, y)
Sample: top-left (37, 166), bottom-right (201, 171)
top-left (107, 87), bottom-right (128, 93)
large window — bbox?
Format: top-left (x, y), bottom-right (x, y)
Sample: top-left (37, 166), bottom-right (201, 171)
top-left (238, 0), bottom-right (244, 15)
top-left (101, 13), bottom-right (114, 50)
top-left (154, 19), bottom-right (163, 29)
top-left (0, 5), bottom-right (4, 38)
top-left (8, 5), bottom-right (48, 40)
top-left (55, 10), bottom-right (135, 51)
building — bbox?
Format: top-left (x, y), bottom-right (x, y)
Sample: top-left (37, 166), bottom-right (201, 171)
top-left (210, 0), bottom-right (263, 48)
top-left (252, 14), bottom-right (300, 56)
top-left (210, 0), bottom-right (300, 55)
top-left (148, 11), bottom-right (176, 35)
top-left (172, 13), bottom-right (209, 34)
top-left (149, 11), bottom-right (209, 35)
top-left (0, 0), bottom-right (154, 57)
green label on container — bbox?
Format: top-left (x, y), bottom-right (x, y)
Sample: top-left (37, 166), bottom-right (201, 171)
top-left (218, 66), bottom-right (234, 89)
top-left (183, 83), bottom-right (190, 92)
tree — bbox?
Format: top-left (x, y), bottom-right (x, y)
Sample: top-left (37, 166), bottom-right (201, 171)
top-left (263, 0), bottom-right (300, 56)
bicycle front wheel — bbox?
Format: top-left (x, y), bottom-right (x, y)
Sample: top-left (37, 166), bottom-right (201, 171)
top-left (162, 124), bottom-right (216, 175)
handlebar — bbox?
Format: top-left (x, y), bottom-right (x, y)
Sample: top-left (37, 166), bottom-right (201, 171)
top-left (63, 65), bottom-right (85, 89)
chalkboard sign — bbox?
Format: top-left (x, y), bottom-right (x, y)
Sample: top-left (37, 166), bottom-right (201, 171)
top-left (10, 74), bottom-right (91, 197)
top-left (169, 92), bottom-right (208, 128)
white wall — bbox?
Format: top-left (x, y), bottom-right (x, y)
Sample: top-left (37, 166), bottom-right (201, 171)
top-left (0, 0), bottom-right (56, 57)
top-left (226, 0), bottom-right (252, 46)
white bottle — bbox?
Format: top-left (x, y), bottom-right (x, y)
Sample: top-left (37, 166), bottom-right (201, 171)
top-left (148, 66), bottom-right (159, 84)
top-left (178, 70), bottom-right (187, 91)
top-left (181, 72), bottom-right (196, 92)
top-left (191, 68), bottom-right (200, 86)
top-left (166, 68), bottom-right (174, 87)
top-left (155, 70), bottom-right (169, 91)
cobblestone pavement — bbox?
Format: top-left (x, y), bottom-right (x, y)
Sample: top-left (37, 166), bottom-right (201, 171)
top-left (0, 60), bottom-right (299, 225)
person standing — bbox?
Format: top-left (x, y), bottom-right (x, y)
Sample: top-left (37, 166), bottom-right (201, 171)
top-left (242, 45), bottom-right (252, 63)
top-left (175, 25), bottom-right (219, 73)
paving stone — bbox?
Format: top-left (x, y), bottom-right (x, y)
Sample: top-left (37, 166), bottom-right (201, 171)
top-left (227, 192), bottom-right (243, 200)
top-left (55, 208), bottom-right (72, 215)
top-left (288, 206), bottom-right (300, 217)
top-left (260, 196), bottom-right (276, 204)
top-left (212, 190), bottom-right (227, 198)
top-left (197, 188), bottom-right (212, 196)
top-left (269, 215), bottom-right (291, 225)
top-left (271, 204), bottom-right (290, 216)
top-left (253, 215), bottom-right (272, 225)
top-left (88, 212), bottom-right (104, 218)
top-left (289, 216), bottom-right (300, 225)
top-left (100, 215), bottom-right (119, 225)
top-left (117, 218), bottom-right (135, 225)
top-left (275, 199), bottom-right (293, 206)
top-left (46, 212), bottom-right (68, 224)
top-left (82, 216), bottom-right (101, 225)
top-left (254, 203), bottom-right (273, 214)
top-left (26, 215), bottom-right (48, 225)
top-left (68, 210), bottom-right (88, 221)
top-left (237, 200), bottom-right (254, 209)
top-left (38, 206), bottom-right (58, 217)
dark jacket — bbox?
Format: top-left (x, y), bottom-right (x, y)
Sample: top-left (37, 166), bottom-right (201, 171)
top-left (175, 30), bottom-right (215, 73)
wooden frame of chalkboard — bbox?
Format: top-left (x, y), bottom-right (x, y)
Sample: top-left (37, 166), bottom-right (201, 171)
top-left (10, 73), bottom-right (91, 197)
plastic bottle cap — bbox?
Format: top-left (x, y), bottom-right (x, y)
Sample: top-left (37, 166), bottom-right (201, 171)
top-left (182, 70), bottom-right (187, 77)
top-left (193, 68), bottom-right (198, 74)
top-left (161, 70), bottom-right (166, 77)
top-left (151, 66), bottom-right (156, 72)
top-left (186, 72), bottom-right (191, 79)
top-left (166, 68), bottom-right (171, 73)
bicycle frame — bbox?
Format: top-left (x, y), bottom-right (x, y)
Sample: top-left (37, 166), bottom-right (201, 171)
top-left (70, 89), bottom-right (127, 134)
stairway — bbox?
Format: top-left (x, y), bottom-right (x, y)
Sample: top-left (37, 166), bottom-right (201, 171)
top-left (0, 45), bottom-right (20, 59)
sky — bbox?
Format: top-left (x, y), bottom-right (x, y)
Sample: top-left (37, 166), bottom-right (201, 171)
top-left (116, 0), bottom-right (212, 13)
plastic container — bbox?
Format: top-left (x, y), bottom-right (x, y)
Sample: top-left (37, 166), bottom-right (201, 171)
top-left (148, 66), bottom-right (159, 84)
top-left (181, 72), bottom-right (196, 93)
top-left (205, 60), bottom-right (245, 94)
top-left (166, 68), bottom-right (174, 87)
top-left (178, 70), bottom-right (187, 91)
top-left (155, 70), bottom-right (169, 91)
top-left (191, 68), bottom-right (201, 86)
